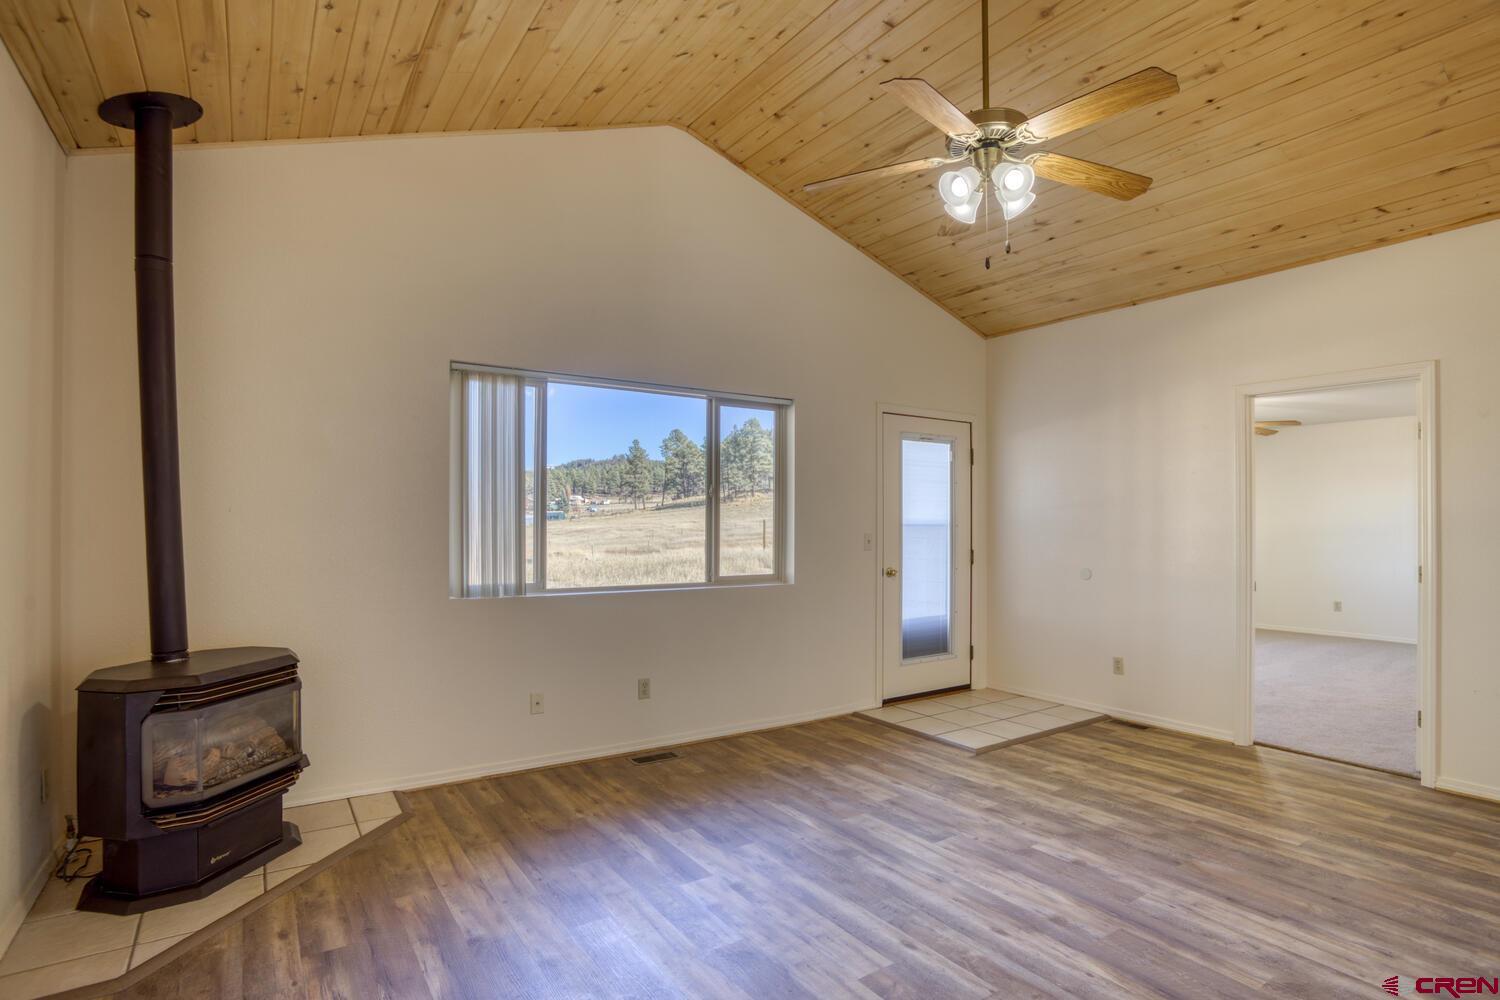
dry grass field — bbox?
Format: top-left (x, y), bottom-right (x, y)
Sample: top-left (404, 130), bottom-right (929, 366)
top-left (546, 496), bottom-right (774, 589)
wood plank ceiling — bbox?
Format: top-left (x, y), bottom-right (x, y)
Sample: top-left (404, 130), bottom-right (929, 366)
top-left (3, 0), bottom-right (1497, 336)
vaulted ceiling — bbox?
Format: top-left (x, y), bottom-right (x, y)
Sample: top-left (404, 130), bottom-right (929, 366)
top-left (3, 0), bottom-right (1498, 336)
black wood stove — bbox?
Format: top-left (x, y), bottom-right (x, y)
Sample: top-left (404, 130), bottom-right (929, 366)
top-left (77, 649), bottom-right (307, 913)
top-left (76, 92), bottom-right (307, 915)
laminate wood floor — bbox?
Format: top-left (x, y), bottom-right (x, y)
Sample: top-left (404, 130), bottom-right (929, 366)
top-left (107, 717), bottom-right (1500, 999)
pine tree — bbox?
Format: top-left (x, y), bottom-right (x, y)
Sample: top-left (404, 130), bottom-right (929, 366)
top-left (660, 429), bottom-right (707, 502)
top-left (721, 418), bottom-right (773, 500)
top-left (742, 417), bottom-right (773, 496)
top-left (681, 436), bottom-right (705, 498)
top-left (720, 424), bottom-right (743, 501)
top-left (624, 439), bottom-right (653, 509)
top-left (548, 469), bottom-right (571, 515)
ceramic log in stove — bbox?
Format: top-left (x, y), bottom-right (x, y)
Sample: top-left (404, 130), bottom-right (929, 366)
top-left (75, 91), bottom-right (308, 915)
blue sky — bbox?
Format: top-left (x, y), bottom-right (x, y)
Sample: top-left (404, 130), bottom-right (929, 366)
top-left (544, 383), bottom-right (706, 465)
top-left (539, 385), bottom-right (774, 466)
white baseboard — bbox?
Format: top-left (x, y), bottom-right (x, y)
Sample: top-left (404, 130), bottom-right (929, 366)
top-left (1435, 776), bottom-right (1500, 804)
top-left (285, 700), bottom-right (873, 807)
top-left (1255, 625), bottom-right (1417, 645)
top-left (1, 847), bottom-right (58, 960)
top-left (991, 683), bottom-right (1235, 743)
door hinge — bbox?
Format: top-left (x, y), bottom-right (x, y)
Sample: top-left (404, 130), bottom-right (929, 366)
top-left (969, 645), bottom-right (974, 661)
top-left (969, 447), bottom-right (974, 465)
top-left (1418, 565), bottom-right (1423, 583)
top-left (1416, 422), bottom-right (1421, 439)
top-left (970, 548), bottom-right (974, 566)
top-left (1417, 709), bottom-right (1422, 727)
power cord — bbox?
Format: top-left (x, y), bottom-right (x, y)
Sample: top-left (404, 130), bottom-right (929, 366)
top-left (52, 815), bottom-right (93, 884)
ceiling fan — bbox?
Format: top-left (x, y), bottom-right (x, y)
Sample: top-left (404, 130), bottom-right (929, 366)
top-left (1255, 420), bottom-right (1303, 436)
top-left (803, 0), bottom-right (1179, 237)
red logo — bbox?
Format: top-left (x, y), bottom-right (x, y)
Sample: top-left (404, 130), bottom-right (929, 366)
top-left (1383, 977), bottom-right (1500, 998)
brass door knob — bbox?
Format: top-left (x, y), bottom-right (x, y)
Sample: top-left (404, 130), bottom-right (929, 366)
top-left (884, 567), bottom-right (898, 577)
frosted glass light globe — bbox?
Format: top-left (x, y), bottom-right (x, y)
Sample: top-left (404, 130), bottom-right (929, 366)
top-left (992, 162), bottom-right (1035, 203)
top-left (937, 166), bottom-right (983, 208)
top-left (944, 194), bottom-right (981, 225)
top-left (1001, 191), bottom-right (1035, 220)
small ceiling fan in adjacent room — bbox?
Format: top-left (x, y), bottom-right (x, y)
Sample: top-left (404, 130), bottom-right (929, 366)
top-left (803, 0), bottom-right (1179, 256)
top-left (1254, 421), bottom-right (1303, 436)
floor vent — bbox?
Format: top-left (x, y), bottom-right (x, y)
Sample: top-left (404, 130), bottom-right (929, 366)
top-left (631, 751), bottom-right (680, 765)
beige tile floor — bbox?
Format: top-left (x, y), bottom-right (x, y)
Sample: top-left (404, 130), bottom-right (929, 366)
top-left (0, 792), bottom-right (402, 1000)
top-left (858, 688), bottom-right (1107, 753)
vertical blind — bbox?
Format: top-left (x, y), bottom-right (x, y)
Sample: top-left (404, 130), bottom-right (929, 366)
top-left (451, 369), bottom-right (523, 597)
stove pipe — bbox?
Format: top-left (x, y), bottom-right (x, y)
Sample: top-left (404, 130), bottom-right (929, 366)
top-left (99, 92), bottom-right (204, 663)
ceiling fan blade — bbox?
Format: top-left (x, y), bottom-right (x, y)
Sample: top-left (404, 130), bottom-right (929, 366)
top-left (1254, 427), bottom-right (1278, 436)
top-left (803, 155), bottom-right (965, 193)
top-left (1031, 151), bottom-right (1153, 200)
top-left (880, 78), bottom-right (979, 138)
top-left (1016, 67), bottom-right (1179, 144)
top-left (1255, 420), bottom-right (1303, 427)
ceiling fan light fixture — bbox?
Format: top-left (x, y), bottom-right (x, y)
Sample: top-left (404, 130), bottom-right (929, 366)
top-left (992, 162), bottom-right (1035, 202)
top-left (1000, 190), bottom-right (1035, 220)
top-left (938, 166), bottom-right (982, 207)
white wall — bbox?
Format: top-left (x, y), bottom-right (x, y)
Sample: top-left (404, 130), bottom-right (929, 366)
top-left (986, 218), bottom-right (1500, 800)
top-left (0, 46), bottom-right (62, 952)
top-left (1254, 416), bottom-right (1418, 643)
top-left (57, 126), bottom-right (987, 808)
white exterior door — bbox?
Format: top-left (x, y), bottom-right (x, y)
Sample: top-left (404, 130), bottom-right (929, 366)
top-left (881, 413), bottom-right (972, 699)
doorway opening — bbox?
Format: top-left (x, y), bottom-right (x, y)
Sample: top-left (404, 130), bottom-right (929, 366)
top-left (1236, 364), bottom-right (1436, 783)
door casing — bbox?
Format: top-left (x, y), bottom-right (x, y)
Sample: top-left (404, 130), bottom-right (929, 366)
top-left (876, 405), bottom-right (975, 702)
top-left (1234, 361), bottom-right (1438, 786)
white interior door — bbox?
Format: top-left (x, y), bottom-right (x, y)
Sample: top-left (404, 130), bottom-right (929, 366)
top-left (881, 413), bottom-right (972, 699)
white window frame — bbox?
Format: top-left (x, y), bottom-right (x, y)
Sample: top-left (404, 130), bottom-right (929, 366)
top-left (452, 362), bottom-right (791, 596)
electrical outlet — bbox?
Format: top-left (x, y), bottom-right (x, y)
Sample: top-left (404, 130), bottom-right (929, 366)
top-left (637, 678), bottom-right (651, 700)
top-left (1113, 656), bottom-right (1125, 676)
top-left (1333, 600), bottom-right (1343, 612)
top-left (529, 692), bottom-right (544, 715)
top-left (862, 532), bottom-right (873, 552)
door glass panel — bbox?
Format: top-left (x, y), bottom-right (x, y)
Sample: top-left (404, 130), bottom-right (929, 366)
top-left (902, 438), bottom-right (952, 660)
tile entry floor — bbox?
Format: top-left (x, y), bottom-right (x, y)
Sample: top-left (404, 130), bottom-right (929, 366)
top-left (0, 792), bottom-right (404, 1000)
top-left (858, 688), bottom-right (1107, 752)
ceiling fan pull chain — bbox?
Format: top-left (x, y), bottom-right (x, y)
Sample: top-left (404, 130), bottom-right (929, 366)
top-left (983, 183), bottom-right (993, 269)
